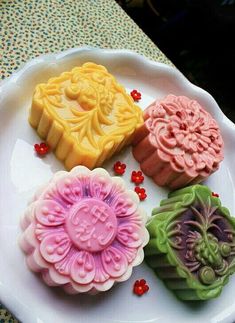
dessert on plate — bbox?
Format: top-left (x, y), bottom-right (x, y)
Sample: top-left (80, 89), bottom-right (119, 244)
top-left (145, 184), bottom-right (235, 301)
top-left (19, 166), bottom-right (149, 294)
top-left (29, 62), bottom-right (143, 170)
top-left (132, 95), bottom-right (224, 189)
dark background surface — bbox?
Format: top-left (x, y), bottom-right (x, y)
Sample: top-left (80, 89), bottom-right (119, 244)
top-left (118, 0), bottom-right (235, 123)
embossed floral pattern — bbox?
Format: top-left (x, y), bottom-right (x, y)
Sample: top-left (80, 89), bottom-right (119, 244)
top-left (20, 166), bottom-right (149, 294)
top-left (32, 63), bottom-right (143, 152)
top-left (30, 62), bottom-right (143, 170)
top-left (145, 95), bottom-right (224, 175)
top-left (167, 193), bottom-right (235, 284)
top-left (145, 185), bottom-right (235, 300)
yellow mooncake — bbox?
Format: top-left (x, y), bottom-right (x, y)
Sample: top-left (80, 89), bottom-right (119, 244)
top-left (29, 62), bottom-right (143, 169)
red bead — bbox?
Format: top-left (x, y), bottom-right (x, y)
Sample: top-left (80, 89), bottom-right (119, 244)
top-left (131, 171), bottom-right (144, 185)
top-left (212, 192), bottom-right (219, 197)
top-left (134, 280), bottom-right (140, 286)
top-left (143, 285), bottom-right (149, 292)
top-left (135, 187), bottom-right (147, 201)
top-left (137, 287), bottom-right (144, 296)
top-left (113, 161), bottom-right (126, 175)
top-left (130, 89), bottom-right (141, 101)
top-left (133, 279), bottom-right (149, 296)
top-left (176, 111), bottom-right (182, 118)
top-left (34, 142), bottom-right (49, 156)
top-left (180, 123), bottom-right (187, 131)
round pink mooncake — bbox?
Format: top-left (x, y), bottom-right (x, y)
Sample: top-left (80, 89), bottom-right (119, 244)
top-left (132, 95), bottom-right (224, 189)
top-left (20, 166), bottom-right (149, 294)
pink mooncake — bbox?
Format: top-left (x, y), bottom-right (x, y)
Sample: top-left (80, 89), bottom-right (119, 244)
top-left (132, 95), bottom-right (224, 189)
top-left (20, 166), bottom-right (149, 294)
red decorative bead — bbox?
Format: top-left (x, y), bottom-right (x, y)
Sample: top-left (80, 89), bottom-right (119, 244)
top-left (113, 161), bottom-right (126, 175)
top-left (131, 171), bottom-right (144, 185)
top-left (212, 192), bottom-right (219, 198)
top-left (176, 111), bottom-right (182, 118)
top-left (135, 187), bottom-right (147, 201)
top-left (34, 142), bottom-right (49, 156)
top-left (180, 123), bottom-right (187, 131)
top-left (133, 279), bottom-right (149, 296)
top-left (130, 89), bottom-right (141, 101)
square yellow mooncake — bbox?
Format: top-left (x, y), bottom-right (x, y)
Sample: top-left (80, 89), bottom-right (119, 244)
top-left (29, 62), bottom-right (143, 169)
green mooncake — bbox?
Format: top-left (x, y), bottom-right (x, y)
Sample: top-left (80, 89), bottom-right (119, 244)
top-left (145, 185), bottom-right (235, 301)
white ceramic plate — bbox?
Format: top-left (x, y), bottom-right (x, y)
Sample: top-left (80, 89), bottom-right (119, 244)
top-left (1, 47), bottom-right (235, 323)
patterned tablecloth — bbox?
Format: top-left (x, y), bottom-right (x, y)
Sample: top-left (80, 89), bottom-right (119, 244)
top-left (0, 0), bottom-right (171, 321)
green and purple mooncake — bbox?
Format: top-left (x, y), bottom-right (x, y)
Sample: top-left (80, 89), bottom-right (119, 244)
top-left (145, 185), bottom-right (235, 301)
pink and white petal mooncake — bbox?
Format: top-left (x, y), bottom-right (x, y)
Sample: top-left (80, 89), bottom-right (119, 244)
top-left (19, 166), bottom-right (149, 294)
top-left (132, 95), bottom-right (224, 189)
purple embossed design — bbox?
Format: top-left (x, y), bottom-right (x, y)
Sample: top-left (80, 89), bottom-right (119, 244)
top-left (167, 199), bottom-right (235, 283)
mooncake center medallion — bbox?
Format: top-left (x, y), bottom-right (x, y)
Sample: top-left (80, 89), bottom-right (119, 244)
top-left (66, 198), bottom-right (117, 252)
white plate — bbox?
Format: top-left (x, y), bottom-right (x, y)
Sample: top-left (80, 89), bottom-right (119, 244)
top-left (1, 47), bottom-right (235, 323)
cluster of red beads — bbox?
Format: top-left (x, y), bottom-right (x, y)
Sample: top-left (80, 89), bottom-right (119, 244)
top-left (113, 161), bottom-right (126, 175)
top-left (131, 171), bottom-right (144, 185)
top-left (131, 171), bottom-right (146, 201)
top-left (133, 279), bottom-right (149, 296)
top-left (130, 89), bottom-right (141, 101)
top-left (34, 142), bottom-right (49, 156)
top-left (113, 164), bottom-right (147, 201)
top-left (130, 88), bottom-right (147, 296)
top-left (135, 187), bottom-right (147, 201)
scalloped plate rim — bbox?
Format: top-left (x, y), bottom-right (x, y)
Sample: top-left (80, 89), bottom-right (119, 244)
top-left (0, 47), bottom-right (235, 323)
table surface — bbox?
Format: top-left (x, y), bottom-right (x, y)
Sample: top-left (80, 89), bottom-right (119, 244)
top-left (0, 0), bottom-right (171, 321)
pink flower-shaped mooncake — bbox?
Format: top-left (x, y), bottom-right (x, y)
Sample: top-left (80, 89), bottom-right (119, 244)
top-left (20, 166), bottom-right (149, 294)
top-left (132, 95), bottom-right (224, 189)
